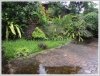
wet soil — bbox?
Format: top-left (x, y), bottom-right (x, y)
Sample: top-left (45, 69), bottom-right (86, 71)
top-left (2, 39), bottom-right (98, 74)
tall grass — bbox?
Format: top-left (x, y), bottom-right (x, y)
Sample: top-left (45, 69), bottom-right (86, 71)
top-left (3, 39), bottom-right (71, 60)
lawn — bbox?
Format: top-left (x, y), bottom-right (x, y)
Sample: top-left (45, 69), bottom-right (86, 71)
top-left (3, 39), bottom-right (71, 60)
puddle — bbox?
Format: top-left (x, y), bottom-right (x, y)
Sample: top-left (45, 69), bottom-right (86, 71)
top-left (45, 66), bottom-right (81, 74)
top-left (3, 63), bottom-right (82, 74)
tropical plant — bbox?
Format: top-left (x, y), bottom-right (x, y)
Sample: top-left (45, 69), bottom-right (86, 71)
top-left (62, 15), bottom-right (92, 42)
top-left (15, 47), bottom-right (30, 57)
top-left (32, 27), bottom-right (47, 40)
top-left (44, 23), bottom-right (64, 40)
top-left (23, 2), bottom-right (48, 39)
top-left (2, 2), bottom-right (48, 39)
top-left (84, 12), bottom-right (98, 37)
top-left (5, 22), bottom-right (22, 40)
top-left (45, 2), bottom-right (70, 17)
top-left (83, 2), bottom-right (98, 14)
top-left (68, 1), bottom-right (98, 14)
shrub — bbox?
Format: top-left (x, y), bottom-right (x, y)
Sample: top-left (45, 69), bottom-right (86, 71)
top-left (45, 14), bottom-right (93, 42)
top-left (84, 12), bottom-right (98, 37)
top-left (44, 16), bottom-right (65, 40)
top-left (32, 27), bottom-right (47, 40)
top-left (64, 15), bottom-right (93, 42)
top-left (15, 47), bottom-right (30, 57)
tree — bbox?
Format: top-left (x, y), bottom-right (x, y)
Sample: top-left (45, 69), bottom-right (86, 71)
top-left (68, 1), bottom-right (98, 14)
top-left (2, 2), bottom-right (48, 39)
top-left (83, 2), bottom-right (98, 14)
top-left (68, 1), bottom-right (84, 14)
top-left (84, 12), bottom-right (98, 37)
top-left (2, 2), bottom-right (25, 40)
top-left (45, 2), bottom-right (70, 18)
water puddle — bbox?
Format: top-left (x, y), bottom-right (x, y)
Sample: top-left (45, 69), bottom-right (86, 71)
top-left (3, 63), bottom-right (82, 74)
top-left (45, 66), bottom-right (81, 74)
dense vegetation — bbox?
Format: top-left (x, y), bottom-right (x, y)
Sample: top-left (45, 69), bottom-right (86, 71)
top-left (2, 1), bottom-right (98, 60)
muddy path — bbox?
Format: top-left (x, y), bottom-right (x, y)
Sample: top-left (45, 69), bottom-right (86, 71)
top-left (2, 39), bottom-right (98, 74)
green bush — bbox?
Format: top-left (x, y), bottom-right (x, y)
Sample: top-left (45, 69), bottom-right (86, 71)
top-left (84, 12), bottom-right (98, 37)
top-left (63, 15), bottom-right (93, 42)
top-left (45, 14), bottom-right (92, 42)
top-left (44, 24), bottom-right (64, 40)
top-left (32, 27), bottom-right (47, 40)
top-left (44, 16), bottom-right (66, 40)
top-left (15, 47), bottom-right (30, 58)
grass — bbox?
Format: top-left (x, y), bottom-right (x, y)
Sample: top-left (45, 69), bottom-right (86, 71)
top-left (2, 39), bottom-right (71, 60)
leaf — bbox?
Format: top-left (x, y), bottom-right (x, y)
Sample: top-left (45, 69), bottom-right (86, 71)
top-left (9, 23), bottom-right (16, 35)
top-left (72, 33), bottom-right (75, 38)
top-left (15, 25), bottom-right (21, 38)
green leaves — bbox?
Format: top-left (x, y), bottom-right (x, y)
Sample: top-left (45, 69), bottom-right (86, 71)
top-left (84, 12), bottom-right (98, 30)
top-left (15, 25), bottom-right (22, 38)
top-left (84, 12), bottom-right (98, 37)
top-left (6, 22), bottom-right (22, 40)
top-left (15, 47), bottom-right (30, 58)
top-left (63, 14), bottom-right (93, 42)
top-left (9, 22), bottom-right (16, 35)
top-left (32, 27), bottom-right (47, 40)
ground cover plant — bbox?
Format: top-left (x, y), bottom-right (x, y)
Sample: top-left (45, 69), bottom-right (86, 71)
top-left (3, 39), bottom-right (71, 60)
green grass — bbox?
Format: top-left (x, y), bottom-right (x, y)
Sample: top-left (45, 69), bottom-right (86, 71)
top-left (3, 39), bottom-right (71, 60)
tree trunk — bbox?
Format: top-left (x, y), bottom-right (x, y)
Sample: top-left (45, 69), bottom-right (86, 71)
top-left (25, 19), bottom-right (38, 39)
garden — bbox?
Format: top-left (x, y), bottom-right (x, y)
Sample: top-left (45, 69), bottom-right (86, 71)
top-left (2, 1), bottom-right (98, 74)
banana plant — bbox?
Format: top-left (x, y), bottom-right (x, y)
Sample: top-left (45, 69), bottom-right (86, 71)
top-left (6, 22), bottom-right (22, 40)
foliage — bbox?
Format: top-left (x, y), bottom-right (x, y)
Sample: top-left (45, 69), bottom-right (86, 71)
top-left (5, 21), bottom-right (22, 40)
top-left (46, 2), bottom-right (70, 17)
top-left (3, 39), bottom-right (71, 60)
top-left (84, 12), bottom-right (98, 30)
top-left (64, 15), bottom-right (93, 41)
top-left (68, 1), bottom-right (98, 14)
top-left (2, 1), bottom-right (98, 61)
top-left (32, 27), bottom-right (47, 40)
top-left (2, 2), bottom-right (48, 40)
top-left (2, 1), bottom-right (98, 40)
top-left (15, 47), bottom-right (30, 57)
top-left (44, 25), bottom-right (64, 40)
top-left (49, 14), bottom-right (93, 42)
top-left (2, 2), bottom-right (47, 25)
top-left (84, 12), bottom-right (98, 37)
top-left (83, 2), bottom-right (98, 14)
